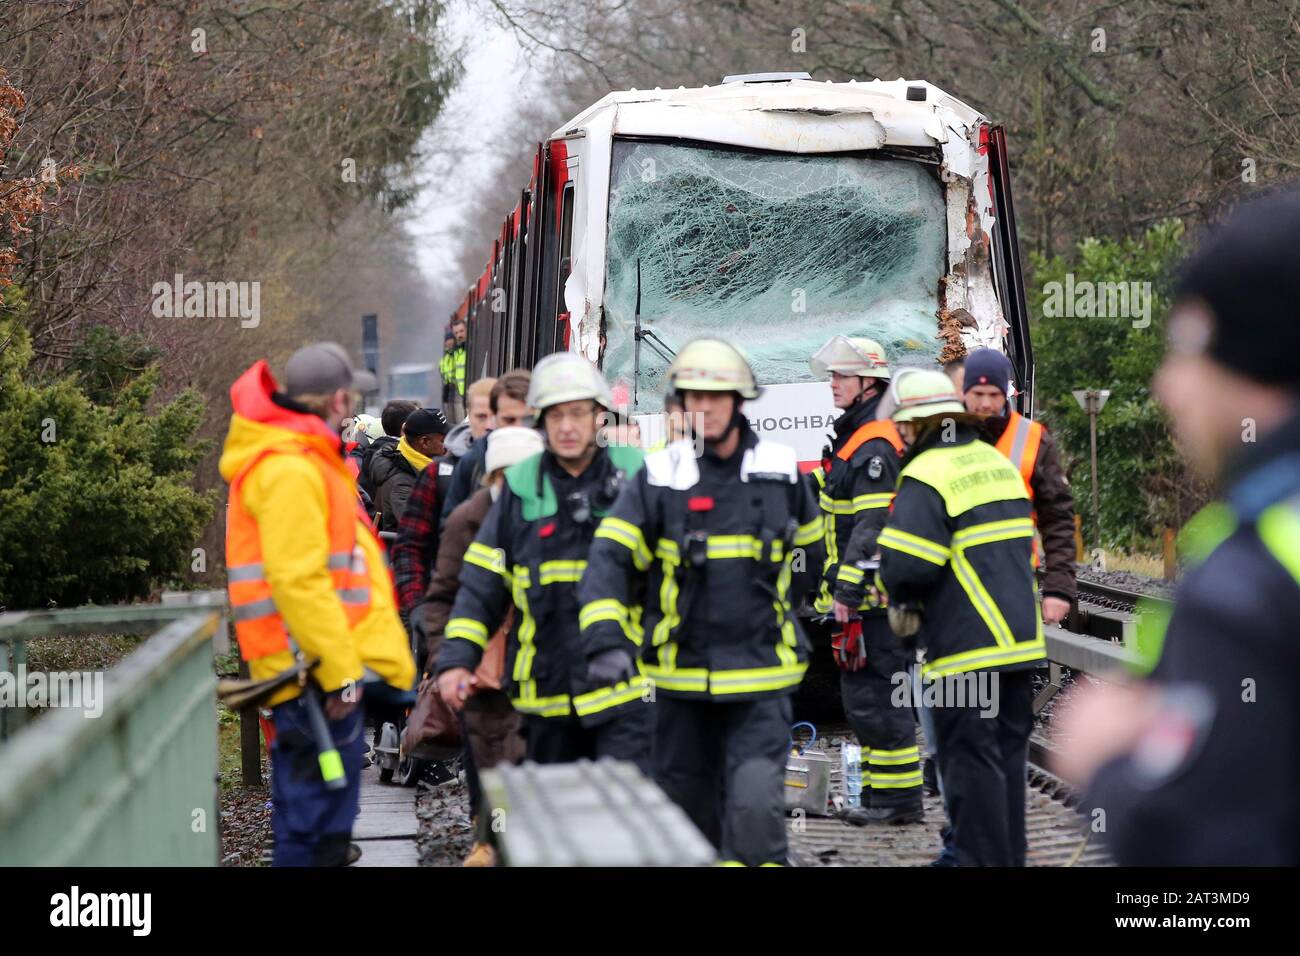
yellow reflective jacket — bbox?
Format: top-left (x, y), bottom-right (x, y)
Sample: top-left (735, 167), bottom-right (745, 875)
top-left (219, 361), bottom-right (416, 706)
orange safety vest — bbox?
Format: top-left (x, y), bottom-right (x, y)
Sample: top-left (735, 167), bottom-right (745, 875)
top-left (994, 410), bottom-right (1044, 567)
top-left (837, 418), bottom-right (905, 463)
top-left (226, 444), bottom-right (374, 661)
top-left (994, 411), bottom-right (1042, 499)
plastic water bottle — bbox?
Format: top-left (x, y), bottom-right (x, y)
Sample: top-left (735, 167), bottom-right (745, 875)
top-left (842, 743), bottom-right (863, 808)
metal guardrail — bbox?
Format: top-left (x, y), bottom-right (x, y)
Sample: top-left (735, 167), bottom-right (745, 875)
top-left (1043, 624), bottom-right (1138, 674)
top-left (0, 591), bottom-right (225, 866)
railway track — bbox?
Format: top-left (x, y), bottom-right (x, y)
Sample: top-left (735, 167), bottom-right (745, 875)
top-left (789, 578), bottom-right (1180, 867)
top-left (786, 724), bottom-right (1112, 867)
top-left (1074, 577), bottom-right (1174, 614)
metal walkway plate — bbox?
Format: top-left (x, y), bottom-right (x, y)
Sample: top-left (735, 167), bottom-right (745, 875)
top-left (481, 758), bottom-right (717, 867)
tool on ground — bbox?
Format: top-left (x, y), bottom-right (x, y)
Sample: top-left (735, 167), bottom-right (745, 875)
top-left (785, 721), bottom-right (833, 816)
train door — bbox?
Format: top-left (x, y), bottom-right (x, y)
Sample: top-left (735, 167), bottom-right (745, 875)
top-left (986, 124), bottom-right (1034, 416)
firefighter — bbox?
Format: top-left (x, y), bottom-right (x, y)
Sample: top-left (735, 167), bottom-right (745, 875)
top-left (219, 342), bottom-right (416, 866)
top-left (808, 335), bottom-right (922, 824)
top-left (439, 328), bottom-right (456, 409)
top-left (577, 339), bottom-right (826, 866)
top-left (1054, 189), bottom-right (1300, 865)
top-left (877, 368), bottom-right (1044, 866)
top-left (434, 353), bottom-right (652, 768)
top-left (962, 348), bottom-right (1077, 626)
top-left (452, 320), bottom-right (468, 420)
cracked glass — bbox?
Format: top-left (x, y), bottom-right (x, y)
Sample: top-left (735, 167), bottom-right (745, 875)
top-left (601, 139), bottom-right (947, 409)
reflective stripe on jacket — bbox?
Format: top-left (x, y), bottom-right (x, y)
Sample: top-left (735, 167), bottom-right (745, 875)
top-left (578, 422), bottom-right (826, 702)
top-left (813, 396), bottom-right (903, 614)
top-left (437, 446), bottom-right (647, 722)
top-left (219, 361), bottom-right (416, 704)
top-left (993, 411), bottom-right (1042, 498)
top-left (877, 426), bottom-right (1044, 678)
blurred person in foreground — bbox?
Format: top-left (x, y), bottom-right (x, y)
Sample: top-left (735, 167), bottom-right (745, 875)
top-left (1054, 189), bottom-right (1300, 865)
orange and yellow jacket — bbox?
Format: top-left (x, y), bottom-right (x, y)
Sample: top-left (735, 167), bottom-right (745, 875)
top-left (219, 361), bottom-right (415, 706)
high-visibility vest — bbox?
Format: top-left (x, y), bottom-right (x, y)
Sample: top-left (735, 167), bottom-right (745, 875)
top-left (226, 445), bottom-right (374, 661)
top-left (838, 419), bottom-right (904, 462)
top-left (454, 346), bottom-right (467, 395)
top-left (994, 411), bottom-right (1043, 499)
top-left (1133, 493), bottom-right (1300, 674)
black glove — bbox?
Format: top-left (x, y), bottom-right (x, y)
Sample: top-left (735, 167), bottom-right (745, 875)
top-left (408, 602), bottom-right (429, 664)
top-left (586, 648), bottom-right (634, 686)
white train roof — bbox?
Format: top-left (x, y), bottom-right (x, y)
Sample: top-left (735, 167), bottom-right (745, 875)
top-left (550, 75), bottom-right (987, 156)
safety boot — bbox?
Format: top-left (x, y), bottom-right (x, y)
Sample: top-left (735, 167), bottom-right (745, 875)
top-left (841, 804), bottom-right (924, 826)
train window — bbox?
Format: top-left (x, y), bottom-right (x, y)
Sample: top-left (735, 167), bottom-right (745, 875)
top-left (554, 182), bottom-right (576, 351)
top-left (601, 140), bottom-right (946, 407)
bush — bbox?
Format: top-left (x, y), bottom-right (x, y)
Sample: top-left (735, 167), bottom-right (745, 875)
top-left (0, 318), bottom-right (215, 608)
top-left (1029, 220), bottom-right (1201, 548)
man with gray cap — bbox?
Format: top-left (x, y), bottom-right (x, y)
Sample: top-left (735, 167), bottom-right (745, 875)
top-left (220, 342), bottom-right (414, 866)
top-left (1055, 188), bottom-right (1300, 865)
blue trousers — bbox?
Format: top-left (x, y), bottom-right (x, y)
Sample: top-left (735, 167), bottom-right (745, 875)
top-left (270, 697), bottom-right (365, 867)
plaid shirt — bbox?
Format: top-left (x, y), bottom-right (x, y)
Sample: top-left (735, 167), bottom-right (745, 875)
top-left (392, 465), bottom-right (440, 612)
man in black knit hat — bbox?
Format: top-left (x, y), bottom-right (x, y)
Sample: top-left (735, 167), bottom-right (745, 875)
top-left (1055, 187), bottom-right (1300, 865)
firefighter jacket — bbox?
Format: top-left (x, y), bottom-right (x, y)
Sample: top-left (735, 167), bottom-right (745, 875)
top-left (578, 421), bottom-right (826, 701)
top-left (809, 394), bottom-right (905, 614)
top-left (437, 444), bottom-right (647, 724)
top-left (877, 424), bottom-right (1045, 679)
top-left (1085, 410), bottom-right (1300, 865)
top-left (980, 410), bottom-right (1078, 602)
top-left (219, 361), bottom-right (416, 706)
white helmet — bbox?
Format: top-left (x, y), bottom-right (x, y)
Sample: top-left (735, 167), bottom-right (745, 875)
top-left (888, 368), bottom-right (968, 423)
top-left (526, 353), bottom-right (614, 412)
top-left (484, 426), bottom-right (545, 474)
top-left (810, 335), bottom-right (891, 379)
top-left (666, 338), bottom-right (761, 400)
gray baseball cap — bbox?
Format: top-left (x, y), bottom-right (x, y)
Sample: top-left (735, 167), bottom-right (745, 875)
top-left (283, 342), bottom-right (378, 397)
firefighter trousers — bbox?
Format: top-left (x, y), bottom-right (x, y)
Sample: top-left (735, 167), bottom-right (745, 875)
top-left (929, 667), bottom-right (1034, 866)
top-left (522, 702), bottom-right (652, 775)
top-left (653, 694), bottom-right (792, 866)
top-left (840, 616), bottom-right (923, 810)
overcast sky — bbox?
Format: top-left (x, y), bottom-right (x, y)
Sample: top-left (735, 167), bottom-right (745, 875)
top-left (407, 5), bottom-right (533, 307)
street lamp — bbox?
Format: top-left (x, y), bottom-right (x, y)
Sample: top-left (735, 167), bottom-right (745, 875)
top-left (1072, 389), bottom-right (1110, 551)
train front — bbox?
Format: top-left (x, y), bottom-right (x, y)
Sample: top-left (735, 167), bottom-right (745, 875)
top-left (558, 72), bottom-right (1023, 467)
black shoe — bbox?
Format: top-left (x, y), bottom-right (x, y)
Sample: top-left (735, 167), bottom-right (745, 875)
top-left (923, 757), bottom-right (940, 796)
top-left (840, 805), bottom-right (924, 826)
top-left (346, 842), bottom-right (362, 866)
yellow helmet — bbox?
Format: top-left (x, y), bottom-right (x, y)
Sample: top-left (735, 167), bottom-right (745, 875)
top-left (810, 335), bottom-right (891, 379)
top-left (889, 368), bottom-right (967, 423)
top-left (666, 338), bottom-right (761, 400)
top-left (526, 352), bottom-right (614, 411)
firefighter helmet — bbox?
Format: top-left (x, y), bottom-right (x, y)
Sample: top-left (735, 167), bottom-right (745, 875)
top-left (888, 368), bottom-right (967, 423)
top-left (810, 335), bottom-right (891, 379)
top-left (666, 338), bottom-right (761, 400)
top-left (526, 352), bottom-right (614, 412)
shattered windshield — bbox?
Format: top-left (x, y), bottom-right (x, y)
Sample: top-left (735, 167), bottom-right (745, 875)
top-left (601, 139), bottom-right (947, 409)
